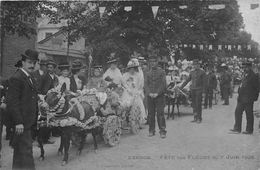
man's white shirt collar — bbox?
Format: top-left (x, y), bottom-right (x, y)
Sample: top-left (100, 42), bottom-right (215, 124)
top-left (20, 68), bottom-right (30, 77)
top-left (49, 73), bottom-right (55, 79)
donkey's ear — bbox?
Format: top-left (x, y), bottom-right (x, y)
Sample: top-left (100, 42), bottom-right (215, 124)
top-left (60, 83), bottom-right (67, 94)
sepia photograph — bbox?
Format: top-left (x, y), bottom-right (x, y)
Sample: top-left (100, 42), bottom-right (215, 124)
top-left (0, 0), bottom-right (259, 169)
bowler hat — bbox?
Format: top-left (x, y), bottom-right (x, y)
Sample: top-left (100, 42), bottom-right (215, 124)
top-left (21, 49), bottom-right (39, 61)
top-left (93, 65), bottom-right (103, 69)
top-left (46, 59), bottom-right (57, 67)
top-left (107, 58), bottom-right (118, 64)
top-left (58, 62), bottom-right (70, 70)
top-left (14, 60), bottom-right (23, 68)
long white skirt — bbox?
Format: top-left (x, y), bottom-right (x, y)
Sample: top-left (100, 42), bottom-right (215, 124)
top-left (120, 89), bottom-right (147, 124)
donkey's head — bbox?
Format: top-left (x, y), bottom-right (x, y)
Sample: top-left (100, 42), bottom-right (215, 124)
top-left (45, 83), bottom-right (67, 108)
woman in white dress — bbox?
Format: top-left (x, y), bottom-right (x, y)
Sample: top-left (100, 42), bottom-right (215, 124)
top-left (57, 62), bottom-right (71, 91)
top-left (103, 53), bottom-right (123, 86)
top-left (122, 59), bottom-right (146, 126)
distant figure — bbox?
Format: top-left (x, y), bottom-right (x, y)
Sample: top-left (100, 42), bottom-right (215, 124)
top-left (220, 64), bottom-right (232, 105)
top-left (204, 65), bottom-right (217, 109)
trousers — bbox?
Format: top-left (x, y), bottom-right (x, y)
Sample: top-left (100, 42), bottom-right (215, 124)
top-left (204, 88), bottom-right (213, 108)
top-left (12, 130), bottom-right (35, 170)
top-left (147, 95), bottom-right (166, 134)
top-left (222, 87), bottom-right (230, 104)
top-left (191, 89), bottom-right (203, 120)
top-left (234, 102), bottom-right (254, 132)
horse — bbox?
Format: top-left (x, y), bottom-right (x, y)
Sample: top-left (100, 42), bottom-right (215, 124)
top-left (38, 83), bottom-right (102, 165)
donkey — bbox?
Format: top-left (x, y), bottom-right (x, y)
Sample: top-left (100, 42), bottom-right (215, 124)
top-left (166, 82), bottom-right (181, 119)
top-left (38, 83), bottom-right (102, 165)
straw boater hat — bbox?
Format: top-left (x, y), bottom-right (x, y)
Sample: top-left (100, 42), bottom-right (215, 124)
top-left (58, 61), bottom-right (70, 70)
top-left (21, 49), bottom-right (39, 61)
top-left (71, 60), bottom-right (85, 71)
top-left (92, 65), bottom-right (103, 73)
top-left (46, 59), bottom-right (57, 68)
top-left (127, 59), bottom-right (139, 69)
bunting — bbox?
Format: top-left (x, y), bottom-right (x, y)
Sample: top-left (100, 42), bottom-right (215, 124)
top-left (152, 6), bottom-right (159, 18)
top-left (171, 44), bottom-right (255, 51)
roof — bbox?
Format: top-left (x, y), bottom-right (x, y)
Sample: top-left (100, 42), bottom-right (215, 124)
top-left (37, 45), bottom-right (85, 59)
top-left (38, 29), bottom-right (64, 44)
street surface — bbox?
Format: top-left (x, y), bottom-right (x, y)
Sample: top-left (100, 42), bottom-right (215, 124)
top-left (1, 92), bottom-right (260, 170)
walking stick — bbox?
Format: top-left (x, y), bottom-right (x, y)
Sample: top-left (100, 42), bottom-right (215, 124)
top-left (88, 54), bottom-right (93, 83)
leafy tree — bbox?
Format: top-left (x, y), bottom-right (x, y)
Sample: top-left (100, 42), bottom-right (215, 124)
top-left (1, 1), bottom-right (56, 38)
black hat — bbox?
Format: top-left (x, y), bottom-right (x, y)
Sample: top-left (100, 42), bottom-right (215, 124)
top-left (46, 59), bottom-right (57, 67)
top-left (58, 62), bottom-right (70, 70)
top-left (21, 49), bottom-right (39, 61)
top-left (71, 60), bottom-right (85, 70)
top-left (242, 62), bottom-right (252, 67)
top-left (93, 65), bottom-right (103, 69)
top-left (14, 60), bottom-right (23, 68)
top-left (107, 58), bottom-right (118, 64)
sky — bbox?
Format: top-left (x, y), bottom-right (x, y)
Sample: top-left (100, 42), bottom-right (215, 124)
top-left (237, 0), bottom-right (260, 45)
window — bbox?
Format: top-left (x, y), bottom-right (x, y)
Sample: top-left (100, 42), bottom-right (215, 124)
top-left (45, 32), bottom-right (53, 38)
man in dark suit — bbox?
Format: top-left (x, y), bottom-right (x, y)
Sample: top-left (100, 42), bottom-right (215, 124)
top-left (7, 49), bottom-right (39, 170)
top-left (31, 59), bottom-right (47, 94)
top-left (40, 59), bottom-right (59, 139)
top-left (204, 65), bottom-right (217, 109)
top-left (220, 64), bottom-right (232, 105)
top-left (230, 62), bottom-right (259, 134)
top-left (41, 59), bottom-right (58, 95)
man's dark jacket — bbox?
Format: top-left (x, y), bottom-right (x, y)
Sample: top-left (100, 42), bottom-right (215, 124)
top-left (70, 75), bottom-right (86, 93)
top-left (205, 72), bottom-right (217, 89)
top-left (31, 70), bottom-right (45, 94)
top-left (41, 73), bottom-right (58, 95)
top-left (220, 71), bottom-right (231, 89)
top-left (6, 69), bottom-right (38, 130)
top-left (238, 69), bottom-right (259, 103)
